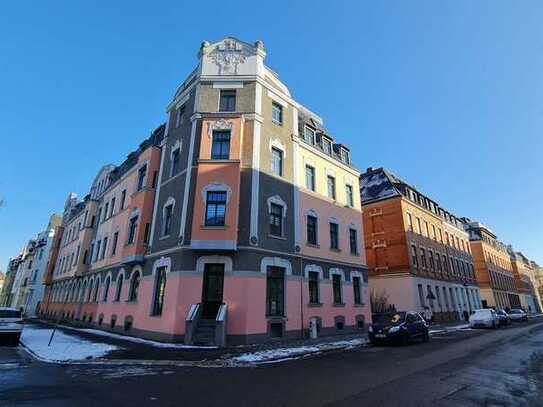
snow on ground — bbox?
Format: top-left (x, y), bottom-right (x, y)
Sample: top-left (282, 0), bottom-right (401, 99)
top-left (62, 325), bottom-right (218, 349)
top-left (230, 338), bottom-right (366, 364)
top-left (21, 326), bottom-right (119, 362)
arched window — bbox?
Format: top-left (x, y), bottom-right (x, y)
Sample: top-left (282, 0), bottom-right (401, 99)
top-left (128, 271), bottom-right (141, 302)
top-left (87, 279), bottom-right (94, 303)
top-left (151, 267), bottom-right (167, 316)
top-left (80, 281), bottom-right (87, 302)
top-left (103, 276), bottom-right (111, 302)
top-left (115, 273), bottom-right (124, 301)
top-left (93, 277), bottom-right (100, 302)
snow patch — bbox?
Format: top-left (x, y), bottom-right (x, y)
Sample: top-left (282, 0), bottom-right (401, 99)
top-left (63, 326), bottom-right (218, 349)
top-left (21, 326), bottom-right (119, 362)
top-left (230, 338), bottom-right (366, 364)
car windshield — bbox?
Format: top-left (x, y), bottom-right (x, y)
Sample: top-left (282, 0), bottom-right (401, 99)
top-left (509, 309), bottom-right (522, 314)
top-left (373, 312), bottom-right (406, 324)
top-left (473, 310), bottom-right (490, 316)
top-left (0, 310), bottom-right (21, 318)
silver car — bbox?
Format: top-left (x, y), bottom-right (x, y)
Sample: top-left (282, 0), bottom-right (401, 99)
top-left (0, 307), bottom-right (24, 345)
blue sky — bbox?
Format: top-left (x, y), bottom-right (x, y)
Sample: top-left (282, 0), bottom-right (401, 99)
top-left (1, 1), bottom-right (542, 271)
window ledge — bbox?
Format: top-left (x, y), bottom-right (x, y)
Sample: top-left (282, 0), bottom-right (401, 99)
top-left (266, 315), bottom-right (287, 320)
top-left (306, 243), bottom-right (320, 248)
top-left (201, 225), bottom-right (228, 230)
top-left (308, 302), bottom-right (323, 307)
top-left (330, 248), bottom-right (341, 253)
top-left (199, 159), bottom-right (241, 164)
top-left (333, 303), bottom-right (346, 307)
top-left (126, 300), bottom-right (138, 305)
top-left (350, 252), bottom-right (360, 257)
top-left (271, 120), bottom-right (283, 126)
top-left (353, 303), bottom-right (365, 308)
top-left (268, 234), bottom-right (286, 240)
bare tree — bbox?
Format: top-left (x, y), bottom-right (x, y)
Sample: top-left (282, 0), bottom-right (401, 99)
top-left (370, 289), bottom-right (396, 314)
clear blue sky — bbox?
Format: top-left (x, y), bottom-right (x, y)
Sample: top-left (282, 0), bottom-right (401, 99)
top-left (1, 1), bottom-right (542, 271)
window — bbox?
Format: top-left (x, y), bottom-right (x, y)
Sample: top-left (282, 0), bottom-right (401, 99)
top-left (305, 165), bottom-right (315, 191)
top-left (411, 244), bottom-right (418, 267)
top-left (93, 279), bottom-right (100, 302)
top-left (104, 203), bottom-right (109, 221)
top-left (322, 138), bottom-right (332, 154)
top-left (304, 126), bottom-right (315, 144)
top-left (211, 130), bottom-right (230, 160)
top-left (205, 191), bottom-right (227, 226)
top-left (152, 267), bottom-right (167, 316)
top-left (269, 203), bottom-right (283, 237)
top-left (95, 240), bottom-right (101, 262)
top-left (171, 148), bottom-right (180, 176)
top-left (143, 223), bottom-right (150, 244)
top-left (97, 208), bottom-right (102, 226)
top-left (327, 176), bottom-right (336, 200)
top-left (424, 221), bottom-right (429, 237)
top-left (103, 277), bottom-right (111, 302)
top-left (120, 190), bottom-right (126, 209)
top-left (307, 215), bottom-right (318, 245)
top-left (428, 250), bottom-right (434, 270)
top-left (219, 89), bottom-right (236, 112)
top-left (272, 102), bottom-right (283, 124)
top-left (420, 248), bottom-right (427, 269)
top-left (329, 223), bottom-right (339, 250)
top-left (308, 271), bottom-right (319, 304)
top-left (175, 105), bottom-right (185, 127)
top-left (432, 225), bottom-right (436, 240)
top-left (332, 274), bottom-right (342, 304)
top-left (110, 198), bottom-right (116, 217)
top-left (407, 213), bottom-right (414, 231)
top-left (137, 165), bottom-right (147, 191)
top-left (349, 228), bottom-right (358, 255)
top-left (416, 217), bottom-right (422, 234)
top-left (115, 274), bottom-right (123, 301)
top-left (266, 266), bottom-right (285, 316)
top-left (345, 184), bottom-right (354, 207)
top-left (128, 271), bottom-right (141, 301)
top-left (101, 237), bottom-right (108, 260)
top-left (340, 149), bottom-right (350, 165)
top-left (162, 204), bottom-right (173, 236)
top-left (353, 276), bottom-right (362, 304)
top-left (271, 147), bottom-right (283, 176)
top-left (111, 232), bottom-right (119, 256)
top-left (127, 216), bottom-right (138, 244)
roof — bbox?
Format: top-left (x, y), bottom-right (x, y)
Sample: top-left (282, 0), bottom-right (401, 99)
top-left (360, 167), bottom-right (404, 203)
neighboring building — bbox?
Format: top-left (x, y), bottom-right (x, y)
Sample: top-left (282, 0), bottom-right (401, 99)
top-left (508, 250), bottom-right (542, 313)
top-left (532, 261), bottom-right (543, 309)
top-left (360, 167), bottom-right (481, 322)
top-left (6, 215), bottom-right (62, 316)
top-left (0, 271), bottom-right (5, 297)
top-left (43, 37), bottom-right (370, 345)
top-left (463, 221), bottom-right (519, 310)
top-left (43, 126), bottom-right (164, 325)
top-left (0, 256), bottom-right (23, 306)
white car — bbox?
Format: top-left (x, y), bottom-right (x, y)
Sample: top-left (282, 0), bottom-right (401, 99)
top-left (469, 309), bottom-right (499, 329)
top-left (0, 307), bottom-right (24, 345)
top-left (508, 308), bottom-right (528, 322)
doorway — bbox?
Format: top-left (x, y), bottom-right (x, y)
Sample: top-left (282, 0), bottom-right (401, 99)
top-left (201, 264), bottom-right (225, 319)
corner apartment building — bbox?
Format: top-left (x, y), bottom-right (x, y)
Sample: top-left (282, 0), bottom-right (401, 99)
top-left (42, 37), bottom-right (370, 345)
top-left (360, 168), bottom-right (481, 322)
top-left (509, 250), bottom-right (541, 313)
top-left (463, 221), bottom-right (519, 310)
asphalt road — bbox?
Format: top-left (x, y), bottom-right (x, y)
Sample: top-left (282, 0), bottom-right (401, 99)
top-left (1, 320), bottom-right (543, 406)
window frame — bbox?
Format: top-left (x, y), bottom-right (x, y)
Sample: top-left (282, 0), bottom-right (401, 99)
top-left (271, 102), bottom-right (283, 125)
top-left (269, 203), bottom-right (284, 237)
top-left (205, 191), bottom-right (227, 227)
top-left (219, 89), bottom-right (236, 112)
top-left (211, 130), bottom-right (231, 160)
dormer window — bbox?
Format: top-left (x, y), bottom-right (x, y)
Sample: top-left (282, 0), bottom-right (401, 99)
top-left (340, 148), bottom-right (350, 165)
top-left (304, 126), bottom-right (315, 145)
top-left (322, 138), bottom-right (332, 155)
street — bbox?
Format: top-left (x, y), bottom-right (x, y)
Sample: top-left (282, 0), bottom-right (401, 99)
top-left (1, 320), bottom-right (543, 406)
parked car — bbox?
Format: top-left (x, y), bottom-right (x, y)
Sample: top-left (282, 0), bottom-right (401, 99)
top-left (369, 311), bottom-right (429, 345)
top-left (469, 309), bottom-right (499, 329)
top-left (0, 307), bottom-right (24, 345)
top-left (508, 308), bottom-right (528, 322)
top-left (496, 309), bottom-right (511, 326)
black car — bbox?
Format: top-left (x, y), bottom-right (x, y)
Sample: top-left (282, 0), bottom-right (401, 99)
top-left (496, 309), bottom-right (510, 326)
top-left (369, 311), bottom-right (429, 345)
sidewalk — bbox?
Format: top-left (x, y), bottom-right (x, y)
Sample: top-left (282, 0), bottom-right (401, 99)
top-left (21, 320), bottom-right (368, 366)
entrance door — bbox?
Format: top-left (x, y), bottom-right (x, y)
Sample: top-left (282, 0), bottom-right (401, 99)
top-left (201, 264), bottom-right (225, 319)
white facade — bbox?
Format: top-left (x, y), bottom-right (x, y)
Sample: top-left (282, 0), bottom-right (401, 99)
top-left (370, 274), bottom-right (481, 319)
